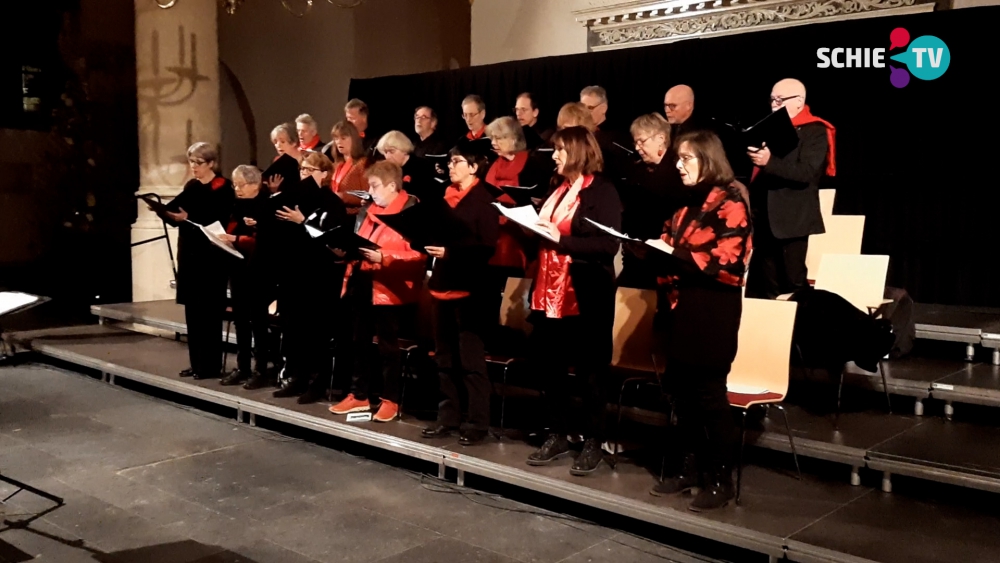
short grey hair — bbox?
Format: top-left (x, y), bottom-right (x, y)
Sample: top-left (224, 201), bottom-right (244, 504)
top-left (295, 114), bottom-right (318, 132)
top-left (232, 164), bottom-right (262, 186)
top-left (580, 85), bottom-right (607, 105)
top-left (376, 130), bottom-right (414, 155)
top-left (485, 117), bottom-right (526, 152)
top-left (186, 142), bottom-right (217, 164)
top-left (270, 123), bottom-right (296, 144)
top-left (462, 94), bottom-right (485, 113)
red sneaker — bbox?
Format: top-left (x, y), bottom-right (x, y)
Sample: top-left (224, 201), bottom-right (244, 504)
top-left (329, 394), bottom-right (370, 415)
top-left (373, 400), bottom-right (399, 422)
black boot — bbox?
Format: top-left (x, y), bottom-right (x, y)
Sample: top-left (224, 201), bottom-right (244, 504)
top-left (242, 371), bottom-right (273, 390)
top-left (527, 434), bottom-right (571, 466)
top-left (650, 454), bottom-right (699, 497)
top-left (220, 369), bottom-right (250, 386)
top-left (297, 377), bottom-right (329, 405)
top-left (689, 466), bottom-right (735, 512)
top-left (569, 438), bottom-right (604, 476)
top-left (272, 377), bottom-right (306, 398)
top-left (179, 368), bottom-right (194, 378)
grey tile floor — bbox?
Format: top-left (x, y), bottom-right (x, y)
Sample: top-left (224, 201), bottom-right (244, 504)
top-left (0, 364), bottom-right (706, 563)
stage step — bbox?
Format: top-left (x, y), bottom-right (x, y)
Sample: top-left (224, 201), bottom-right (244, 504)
top-left (8, 324), bottom-right (1000, 563)
top-left (914, 303), bottom-right (1000, 365)
top-left (91, 300), bottom-right (237, 344)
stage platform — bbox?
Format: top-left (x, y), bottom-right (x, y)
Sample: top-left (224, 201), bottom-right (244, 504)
top-left (6, 323), bottom-right (1000, 563)
top-left (913, 303), bottom-right (1000, 365)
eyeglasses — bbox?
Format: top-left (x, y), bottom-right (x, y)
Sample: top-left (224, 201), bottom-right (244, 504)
top-left (414, 114), bottom-right (431, 121)
top-left (664, 103), bottom-right (678, 111)
top-left (448, 158), bottom-right (468, 167)
top-left (583, 102), bottom-right (605, 111)
top-left (678, 155), bottom-right (698, 164)
top-left (461, 112), bottom-right (482, 120)
top-left (634, 136), bottom-right (652, 147)
top-left (188, 159), bottom-right (207, 165)
top-left (770, 95), bottom-right (801, 105)
top-left (300, 166), bottom-right (320, 173)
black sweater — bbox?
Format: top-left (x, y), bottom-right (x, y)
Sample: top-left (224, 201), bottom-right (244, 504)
top-left (427, 183), bottom-right (499, 294)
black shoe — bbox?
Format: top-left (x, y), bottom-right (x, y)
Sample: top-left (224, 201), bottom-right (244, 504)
top-left (650, 454), bottom-right (699, 497)
top-left (297, 388), bottom-right (327, 405)
top-left (179, 368), bottom-right (194, 378)
top-left (569, 438), bottom-right (604, 476)
top-left (527, 434), bottom-right (571, 466)
top-left (421, 425), bottom-right (457, 439)
top-left (458, 429), bottom-right (487, 446)
top-left (193, 371), bottom-right (220, 380)
top-left (272, 379), bottom-right (306, 398)
top-left (689, 467), bottom-right (735, 512)
top-left (242, 371), bottom-right (272, 390)
top-left (220, 369), bottom-right (250, 386)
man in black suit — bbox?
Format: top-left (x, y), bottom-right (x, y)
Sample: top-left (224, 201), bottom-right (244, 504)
top-left (745, 78), bottom-right (834, 299)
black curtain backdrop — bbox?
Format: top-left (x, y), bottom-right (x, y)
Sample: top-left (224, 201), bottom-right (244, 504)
top-left (350, 7), bottom-right (998, 307)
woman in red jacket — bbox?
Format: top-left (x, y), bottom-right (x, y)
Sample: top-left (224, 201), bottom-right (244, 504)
top-left (328, 161), bottom-right (426, 423)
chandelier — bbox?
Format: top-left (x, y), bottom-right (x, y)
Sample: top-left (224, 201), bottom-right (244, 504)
top-left (154, 0), bottom-right (367, 17)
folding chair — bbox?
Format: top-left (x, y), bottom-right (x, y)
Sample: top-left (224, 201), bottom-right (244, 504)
top-left (489, 277), bottom-right (534, 439)
top-left (728, 297), bottom-right (801, 504)
top-left (608, 287), bottom-right (659, 467)
top-left (804, 215), bottom-right (865, 284)
top-left (813, 253), bottom-right (893, 416)
top-left (819, 189), bottom-right (836, 221)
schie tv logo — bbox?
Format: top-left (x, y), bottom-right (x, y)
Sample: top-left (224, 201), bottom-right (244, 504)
top-left (816, 27), bottom-right (950, 88)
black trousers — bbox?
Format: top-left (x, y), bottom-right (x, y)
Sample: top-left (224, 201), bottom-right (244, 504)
top-left (230, 271), bottom-right (270, 374)
top-left (668, 359), bottom-right (735, 474)
top-left (746, 230), bottom-right (809, 299)
top-left (338, 289), bottom-right (411, 404)
top-left (279, 280), bottom-right (336, 384)
top-left (432, 296), bottom-right (490, 432)
top-left (184, 293), bottom-right (226, 377)
top-left (530, 314), bottom-right (612, 440)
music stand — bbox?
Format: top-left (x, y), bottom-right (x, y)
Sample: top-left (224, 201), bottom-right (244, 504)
top-left (0, 291), bottom-right (66, 510)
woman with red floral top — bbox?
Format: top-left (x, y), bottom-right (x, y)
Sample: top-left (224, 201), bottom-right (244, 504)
top-left (634, 130), bottom-right (752, 512)
top-left (524, 126), bottom-right (622, 477)
top-left (329, 161), bottom-right (426, 423)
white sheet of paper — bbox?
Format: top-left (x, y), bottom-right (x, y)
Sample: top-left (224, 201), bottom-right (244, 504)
top-left (493, 203), bottom-right (557, 242)
top-left (194, 221), bottom-right (244, 259)
top-left (645, 238), bottom-right (675, 255)
top-left (0, 292), bottom-right (39, 316)
top-left (727, 383), bottom-right (770, 395)
top-left (585, 218), bottom-right (640, 242)
top-left (304, 224), bottom-right (325, 239)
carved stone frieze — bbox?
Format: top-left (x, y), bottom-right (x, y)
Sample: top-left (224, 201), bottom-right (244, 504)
top-left (574, 0), bottom-right (936, 50)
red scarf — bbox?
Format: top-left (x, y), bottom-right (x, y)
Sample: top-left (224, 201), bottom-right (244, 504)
top-left (752, 104), bottom-right (836, 181)
top-left (485, 151), bottom-right (529, 206)
top-left (530, 175), bottom-right (594, 318)
top-left (299, 136), bottom-right (320, 151)
top-left (467, 126), bottom-right (486, 141)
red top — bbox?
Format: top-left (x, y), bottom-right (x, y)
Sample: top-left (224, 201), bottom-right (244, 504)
top-left (430, 178), bottom-right (479, 301)
top-left (530, 175), bottom-right (594, 318)
top-left (332, 158), bottom-right (353, 192)
top-left (466, 126), bottom-right (486, 140)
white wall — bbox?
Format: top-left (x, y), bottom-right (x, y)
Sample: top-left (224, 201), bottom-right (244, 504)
top-left (471, 0), bottom-right (607, 65)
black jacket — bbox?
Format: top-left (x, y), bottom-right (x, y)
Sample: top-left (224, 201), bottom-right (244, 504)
top-left (161, 177), bottom-right (234, 305)
top-left (402, 156), bottom-right (445, 202)
top-left (749, 122), bottom-right (828, 240)
top-left (621, 157), bottom-right (686, 241)
top-left (413, 131), bottom-right (450, 158)
top-left (427, 183), bottom-right (499, 294)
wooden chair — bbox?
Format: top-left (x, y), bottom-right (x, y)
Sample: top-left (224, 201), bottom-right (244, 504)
top-left (819, 189), bottom-right (836, 221)
top-left (609, 287), bottom-right (659, 467)
top-left (491, 277), bottom-right (534, 439)
top-left (728, 297), bottom-right (801, 504)
top-left (805, 215), bottom-right (865, 283)
top-left (812, 253), bottom-right (893, 416)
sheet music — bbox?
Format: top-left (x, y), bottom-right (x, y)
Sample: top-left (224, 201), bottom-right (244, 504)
top-left (645, 238), bottom-right (675, 255)
top-left (584, 218), bottom-right (641, 242)
top-left (190, 220), bottom-right (244, 259)
top-left (305, 224), bottom-right (326, 239)
top-left (0, 292), bottom-right (39, 316)
top-left (346, 190), bottom-right (372, 201)
top-left (492, 203), bottom-right (557, 242)
top-left (727, 383), bottom-right (769, 395)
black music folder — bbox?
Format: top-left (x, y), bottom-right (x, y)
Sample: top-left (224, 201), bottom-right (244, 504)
top-left (377, 202), bottom-right (468, 250)
top-left (137, 193), bottom-right (169, 214)
top-left (313, 225), bottom-right (380, 258)
top-left (262, 153), bottom-right (300, 185)
top-left (740, 106), bottom-right (799, 157)
top-left (484, 183), bottom-right (541, 207)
